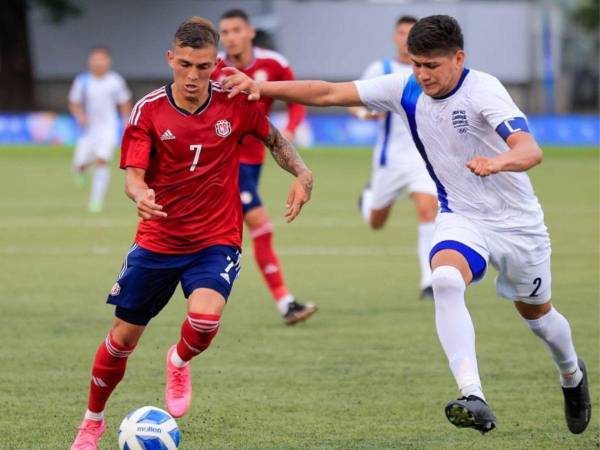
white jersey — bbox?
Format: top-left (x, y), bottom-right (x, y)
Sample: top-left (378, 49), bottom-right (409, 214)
top-left (361, 59), bottom-right (422, 168)
top-left (69, 71), bottom-right (131, 133)
top-left (355, 68), bottom-right (544, 229)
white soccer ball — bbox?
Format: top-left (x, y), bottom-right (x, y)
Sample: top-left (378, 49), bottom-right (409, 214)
top-left (118, 406), bottom-right (180, 450)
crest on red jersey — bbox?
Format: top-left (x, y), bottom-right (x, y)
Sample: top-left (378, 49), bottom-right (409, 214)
top-left (215, 120), bottom-right (232, 137)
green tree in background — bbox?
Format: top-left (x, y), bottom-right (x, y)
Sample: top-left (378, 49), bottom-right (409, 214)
top-left (0, 0), bottom-right (81, 110)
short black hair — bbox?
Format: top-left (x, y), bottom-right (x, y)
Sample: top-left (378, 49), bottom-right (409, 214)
top-left (90, 46), bottom-right (110, 56)
top-left (174, 16), bottom-right (219, 49)
top-left (396, 15), bottom-right (418, 26)
top-left (407, 15), bottom-right (463, 56)
top-left (220, 8), bottom-right (250, 23)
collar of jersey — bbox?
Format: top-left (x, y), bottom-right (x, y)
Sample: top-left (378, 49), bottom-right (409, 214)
top-left (432, 68), bottom-right (470, 101)
top-left (165, 82), bottom-right (212, 116)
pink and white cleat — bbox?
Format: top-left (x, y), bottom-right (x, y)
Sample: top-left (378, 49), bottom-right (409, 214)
top-left (70, 418), bottom-right (106, 450)
top-left (165, 345), bottom-right (192, 418)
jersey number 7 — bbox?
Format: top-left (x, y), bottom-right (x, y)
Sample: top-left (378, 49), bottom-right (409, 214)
top-left (190, 145), bottom-right (202, 171)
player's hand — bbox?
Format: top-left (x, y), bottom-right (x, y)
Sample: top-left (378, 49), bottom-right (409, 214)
top-left (285, 170), bottom-right (313, 223)
top-left (135, 189), bottom-right (167, 220)
top-left (221, 67), bottom-right (261, 101)
top-left (466, 156), bottom-right (502, 177)
top-left (77, 114), bottom-right (88, 128)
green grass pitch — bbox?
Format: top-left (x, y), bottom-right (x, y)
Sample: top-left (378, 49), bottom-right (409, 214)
top-left (0, 145), bottom-right (598, 449)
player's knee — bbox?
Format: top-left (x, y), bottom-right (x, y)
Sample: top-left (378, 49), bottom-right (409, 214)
top-left (431, 266), bottom-right (465, 299)
top-left (369, 210), bottom-right (388, 229)
top-left (515, 300), bottom-right (552, 320)
top-left (369, 218), bottom-right (385, 230)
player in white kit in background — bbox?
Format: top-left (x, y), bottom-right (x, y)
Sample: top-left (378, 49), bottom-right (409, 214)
top-left (221, 14), bottom-right (591, 436)
top-left (349, 16), bottom-right (437, 299)
top-left (69, 47), bottom-right (132, 213)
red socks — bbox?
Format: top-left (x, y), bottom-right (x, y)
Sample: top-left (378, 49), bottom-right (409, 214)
top-left (87, 333), bottom-right (136, 413)
top-left (176, 313), bottom-right (221, 362)
top-left (251, 222), bottom-right (289, 301)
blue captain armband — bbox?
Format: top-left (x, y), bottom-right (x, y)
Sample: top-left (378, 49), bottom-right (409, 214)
top-left (495, 117), bottom-right (530, 141)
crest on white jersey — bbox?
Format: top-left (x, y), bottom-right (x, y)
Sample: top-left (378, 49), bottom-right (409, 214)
top-left (215, 119), bottom-right (232, 137)
top-left (160, 129), bottom-right (176, 140)
top-left (451, 110), bottom-right (469, 134)
top-left (253, 70), bottom-right (268, 82)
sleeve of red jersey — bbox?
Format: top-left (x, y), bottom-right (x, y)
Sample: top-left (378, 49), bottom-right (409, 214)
top-left (120, 109), bottom-right (153, 170)
top-left (280, 66), bottom-right (306, 133)
top-left (243, 98), bottom-right (270, 141)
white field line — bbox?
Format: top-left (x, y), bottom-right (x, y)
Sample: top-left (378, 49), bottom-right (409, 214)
top-left (0, 245), bottom-right (597, 258)
top-left (0, 245), bottom-right (418, 257)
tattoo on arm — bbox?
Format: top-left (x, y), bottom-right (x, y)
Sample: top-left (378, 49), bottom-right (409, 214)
top-left (261, 120), bottom-right (312, 194)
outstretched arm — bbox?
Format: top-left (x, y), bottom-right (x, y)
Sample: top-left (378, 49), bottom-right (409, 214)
top-left (222, 67), bottom-right (363, 107)
top-left (258, 121), bottom-right (313, 222)
top-left (466, 132), bottom-right (543, 177)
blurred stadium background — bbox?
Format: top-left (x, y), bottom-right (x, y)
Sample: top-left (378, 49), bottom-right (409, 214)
top-left (0, 0), bottom-right (598, 449)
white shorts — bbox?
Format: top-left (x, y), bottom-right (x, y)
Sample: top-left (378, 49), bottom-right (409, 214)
top-left (369, 163), bottom-right (437, 210)
top-left (430, 212), bottom-right (552, 304)
top-left (73, 128), bottom-right (117, 168)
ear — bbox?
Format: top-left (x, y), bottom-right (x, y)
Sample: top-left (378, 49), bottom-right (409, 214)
top-left (166, 49), bottom-right (174, 68)
top-left (455, 50), bottom-right (465, 66)
top-left (249, 26), bottom-right (256, 40)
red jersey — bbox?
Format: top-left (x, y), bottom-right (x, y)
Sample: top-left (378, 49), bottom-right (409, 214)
top-left (121, 81), bottom-right (270, 254)
top-left (212, 47), bottom-right (305, 165)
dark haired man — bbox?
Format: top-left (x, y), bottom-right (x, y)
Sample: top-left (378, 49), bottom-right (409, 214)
top-left (213, 9), bottom-right (317, 325)
top-left (349, 15), bottom-right (438, 299)
top-left (70, 16), bottom-right (313, 449)
top-left (223, 14), bottom-right (591, 435)
top-left (69, 47), bottom-right (132, 213)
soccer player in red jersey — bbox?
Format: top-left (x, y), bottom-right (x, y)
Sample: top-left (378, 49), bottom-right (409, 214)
top-left (70, 17), bottom-right (313, 450)
top-left (212, 9), bottom-right (317, 325)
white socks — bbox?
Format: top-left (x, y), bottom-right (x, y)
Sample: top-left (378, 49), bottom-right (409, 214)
top-left (170, 347), bottom-right (190, 368)
top-left (432, 266), bottom-right (484, 400)
top-left (524, 307), bottom-right (582, 387)
top-left (276, 294), bottom-right (295, 315)
top-left (418, 222), bottom-right (435, 289)
top-left (84, 409), bottom-right (104, 421)
top-left (89, 165), bottom-right (111, 207)
top-left (360, 188), bottom-right (373, 223)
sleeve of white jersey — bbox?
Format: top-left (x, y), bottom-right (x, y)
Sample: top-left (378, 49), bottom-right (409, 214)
top-left (474, 75), bottom-right (528, 133)
top-left (68, 75), bottom-right (83, 104)
top-left (354, 73), bottom-right (407, 115)
top-left (115, 74), bottom-right (132, 104)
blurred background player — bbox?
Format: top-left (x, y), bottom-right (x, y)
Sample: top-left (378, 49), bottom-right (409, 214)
top-left (70, 17), bottom-right (313, 449)
top-left (213, 9), bottom-right (317, 325)
top-left (349, 15), bottom-right (438, 299)
top-left (69, 47), bottom-right (132, 213)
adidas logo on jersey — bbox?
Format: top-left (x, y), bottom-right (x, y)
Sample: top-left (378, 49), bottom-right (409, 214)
top-left (160, 129), bottom-right (176, 140)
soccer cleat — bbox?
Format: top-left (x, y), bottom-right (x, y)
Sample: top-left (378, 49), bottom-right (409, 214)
top-left (165, 345), bottom-right (192, 418)
top-left (70, 418), bottom-right (106, 450)
top-left (420, 286), bottom-right (434, 300)
top-left (562, 358), bottom-right (592, 434)
top-left (445, 395), bottom-right (497, 434)
top-left (284, 300), bottom-right (318, 326)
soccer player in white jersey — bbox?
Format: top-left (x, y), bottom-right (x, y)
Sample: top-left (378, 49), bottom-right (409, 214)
top-left (349, 15), bottom-right (438, 299)
top-left (69, 47), bottom-right (132, 212)
top-left (222, 14), bottom-right (591, 435)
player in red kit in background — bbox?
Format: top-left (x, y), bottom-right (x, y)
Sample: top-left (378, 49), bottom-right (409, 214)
top-left (213, 9), bottom-right (317, 325)
top-left (70, 17), bottom-right (313, 450)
